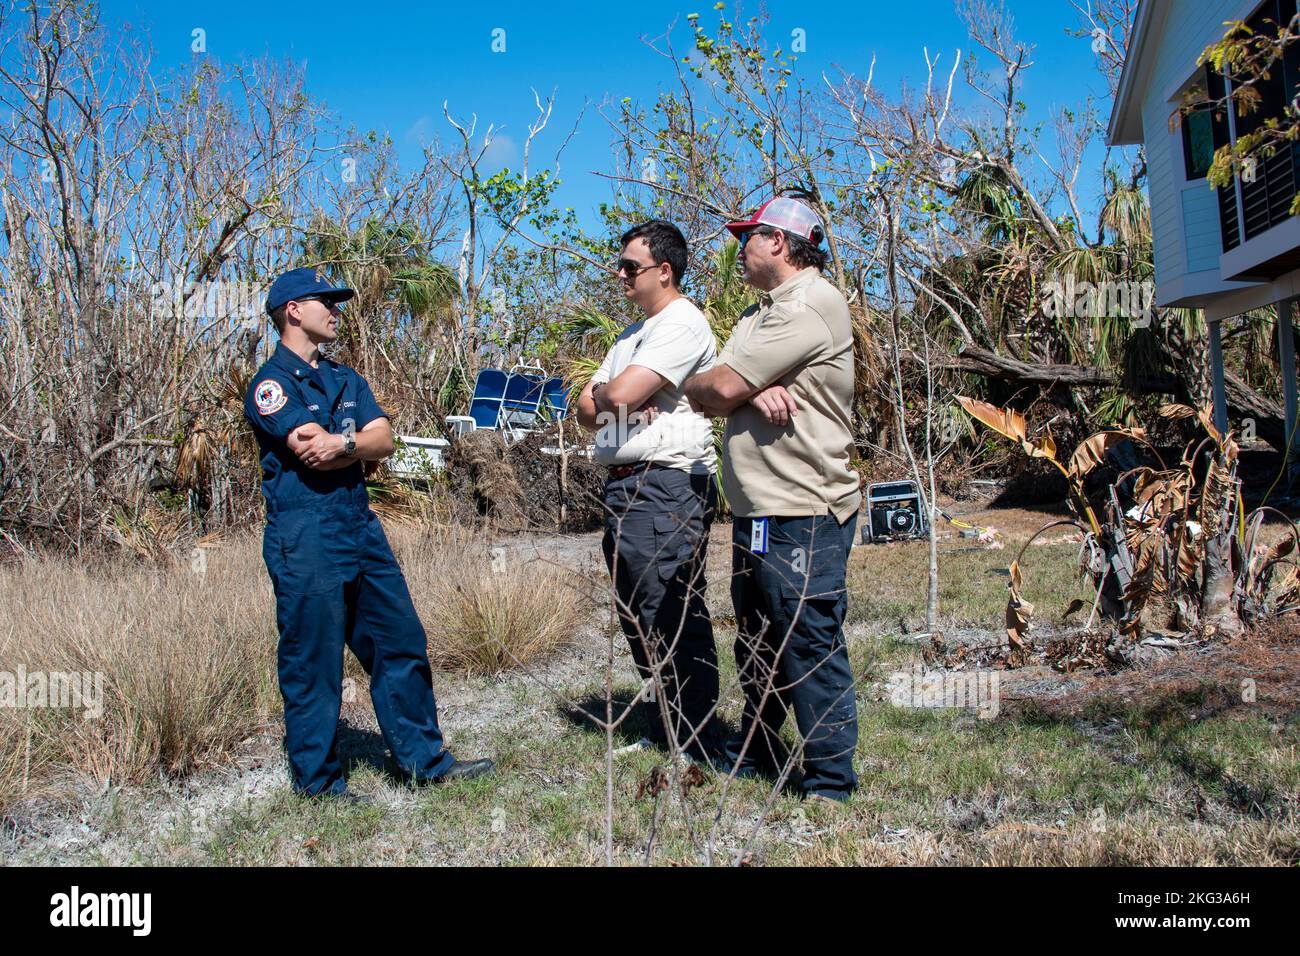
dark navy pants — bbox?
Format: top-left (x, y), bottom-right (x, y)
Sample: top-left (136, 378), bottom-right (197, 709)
top-left (725, 512), bottom-right (859, 797)
top-left (263, 503), bottom-right (454, 795)
top-left (601, 466), bottom-right (719, 759)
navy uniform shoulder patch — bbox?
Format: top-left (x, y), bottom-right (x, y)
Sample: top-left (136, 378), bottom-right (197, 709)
top-left (254, 379), bottom-right (288, 415)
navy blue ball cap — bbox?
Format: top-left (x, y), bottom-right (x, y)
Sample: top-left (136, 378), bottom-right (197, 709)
top-left (265, 267), bottom-right (356, 315)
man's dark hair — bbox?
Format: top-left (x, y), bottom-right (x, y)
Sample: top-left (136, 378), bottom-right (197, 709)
top-left (620, 220), bottom-right (688, 287)
top-left (755, 224), bottom-right (828, 272)
top-left (269, 304), bottom-right (288, 334)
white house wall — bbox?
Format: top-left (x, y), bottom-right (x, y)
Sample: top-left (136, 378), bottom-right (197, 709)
top-left (1140, 0), bottom-right (1261, 306)
top-left (1181, 188), bottom-right (1222, 273)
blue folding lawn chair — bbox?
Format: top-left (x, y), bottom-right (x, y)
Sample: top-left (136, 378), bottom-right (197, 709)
top-left (447, 365), bottom-right (571, 437)
top-left (541, 377), bottom-right (570, 421)
top-left (500, 365), bottom-right (548, 428)
top-left (466, 368), bottom-right (508, 430)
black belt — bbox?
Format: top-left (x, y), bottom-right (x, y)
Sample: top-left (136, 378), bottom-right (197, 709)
top-left (608, 461), bottom-right (659, 480)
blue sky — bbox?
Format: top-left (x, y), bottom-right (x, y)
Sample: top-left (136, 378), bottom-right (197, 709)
top-left (104, 0), bottom-right (1120, 232)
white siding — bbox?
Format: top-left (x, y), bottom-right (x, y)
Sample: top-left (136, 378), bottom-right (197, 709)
top-left (1182, 186), bottom-right (1223, 272)
top-left (1139, 0), bottom-right (1257, 293)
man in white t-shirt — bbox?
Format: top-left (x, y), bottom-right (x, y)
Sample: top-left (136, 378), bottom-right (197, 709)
top-left (576, 220), bottom-right (719, 763)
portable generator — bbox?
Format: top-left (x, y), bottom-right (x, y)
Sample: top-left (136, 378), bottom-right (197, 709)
top-left (864, 480), bottom-right (929, 543)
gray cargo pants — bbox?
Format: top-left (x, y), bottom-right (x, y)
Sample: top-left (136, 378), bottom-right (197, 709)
top-left (601, 464), bottom-right (719, 759)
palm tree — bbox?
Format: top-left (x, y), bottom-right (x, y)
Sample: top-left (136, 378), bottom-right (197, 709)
top-left (300, 215), bottom-right (461, 393)
top-left (954, 160), bottom-right (1024, 244)
top-left (559, 305), bottom-right (624, 396)
top-left (700, 238), bottom-right (757, 347)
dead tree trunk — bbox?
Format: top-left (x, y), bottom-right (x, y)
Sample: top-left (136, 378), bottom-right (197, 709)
top-left (904, 341), bottom-right (1291, 454)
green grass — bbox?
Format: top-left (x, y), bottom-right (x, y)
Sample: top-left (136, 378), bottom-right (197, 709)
top-left (845, 540), bottom-right (1089, 630)
top-left (11, 621), bottom-right (1296, 866)
top-left (3, 526), bottom-right (1296, 867)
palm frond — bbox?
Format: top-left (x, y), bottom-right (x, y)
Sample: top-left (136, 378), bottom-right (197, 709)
top-left (393, 263), bottom-right (460, 321)
top-left (1048, 245), bottom-right (1122, 286)
top-left (560, 355), bottom-right (603, 396)
top-left (562, 306), bottom-right (623, 351)
top-left (955, 164), bottom-right (1020, 242)
top-left (1101, 181), bottom-right (1152, 250)
top-left (703, 239), bottom-right (756, 344)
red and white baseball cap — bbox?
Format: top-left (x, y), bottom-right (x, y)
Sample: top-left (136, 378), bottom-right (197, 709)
top-left (725, 196), bottom-right (825, 242)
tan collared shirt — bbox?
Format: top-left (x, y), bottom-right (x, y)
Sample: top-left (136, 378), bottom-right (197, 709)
top-left (717, 267), bottom-right (862, 522)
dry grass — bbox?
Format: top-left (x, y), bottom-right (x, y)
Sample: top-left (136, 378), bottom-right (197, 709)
top-left (700, 501), bottom-right (1096, 635)
top-left (787, 814), bottom-right (1300, 866)
top-left (843, 537), bottom-right (1089, 630)
top-left (0, 542), bottom-right (279, 809)
top-left (0, 522), bottom-right (594, 812)
top-left (401, 526), bottom-right (591, 676)
top-left (3, 513), bottom-right (1297, 866)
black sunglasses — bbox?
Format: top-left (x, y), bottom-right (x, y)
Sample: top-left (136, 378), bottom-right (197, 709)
top-left (293, 294), bottom-right (343, 310)
top-left (615, 258), bottom-right (657, 277)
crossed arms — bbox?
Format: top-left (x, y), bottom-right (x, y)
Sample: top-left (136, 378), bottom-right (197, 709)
top-left (575, 364), bottom-right (668, 429)
top-left (684, 366), bottom-right (798, 426)
top-left (575, 362), bottom-right (798, 429)
top-left (287, 418), bottom-right (395, 471)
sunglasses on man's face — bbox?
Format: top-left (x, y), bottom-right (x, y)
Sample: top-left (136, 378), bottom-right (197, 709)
top-left (738, 229), bottom-right (775, 250)
top-left (616, 258), bottom-right (657, 278)
top-left (294, 295), bottom-right (343, 311)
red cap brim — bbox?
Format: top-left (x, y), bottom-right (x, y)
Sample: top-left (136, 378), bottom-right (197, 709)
top-left (726, 198), bottom-right (775, 237)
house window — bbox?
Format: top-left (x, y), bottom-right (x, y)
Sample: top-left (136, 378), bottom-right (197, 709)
top-left (1182, 107), bottom-right (1217, 180)
top-left (1182, 61), bottom-right (1230, 182)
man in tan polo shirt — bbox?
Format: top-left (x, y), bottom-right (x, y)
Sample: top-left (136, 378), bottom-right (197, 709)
top-left (684, 196), bottom-right (861, 801)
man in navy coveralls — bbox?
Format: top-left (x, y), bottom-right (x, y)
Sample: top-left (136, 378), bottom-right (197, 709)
top-left (245, 267), bottom-right (493, 801)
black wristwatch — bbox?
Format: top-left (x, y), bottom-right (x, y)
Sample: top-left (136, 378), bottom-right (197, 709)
top-left (343, 435), bottom-right (357, 457)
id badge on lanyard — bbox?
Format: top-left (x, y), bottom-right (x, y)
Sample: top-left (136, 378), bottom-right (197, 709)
top-left (751, 518), bottom-right (770, 555)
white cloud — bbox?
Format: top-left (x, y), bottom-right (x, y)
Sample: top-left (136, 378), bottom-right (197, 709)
top-left (405, 115), bottom-right (434, 146)
top-left (481, 133), bottom-right (518, 171)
